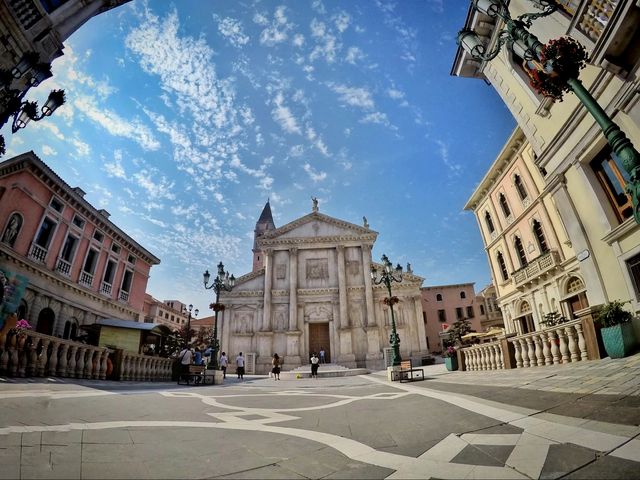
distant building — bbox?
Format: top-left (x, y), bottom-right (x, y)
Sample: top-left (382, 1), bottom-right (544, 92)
top-left (0, 151), bottom-right (159, 338)
top-left (476, 284), bottom-right (504, 331)
top-left (141, 295), bottom-right (193, 330)
top-left (421, 283), bottom-right (484, 354)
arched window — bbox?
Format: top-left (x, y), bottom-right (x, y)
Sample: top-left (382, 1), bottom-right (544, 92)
top-left (499, 193), bottom-right (511, 218)
top-left (436, 293), bottom-right (443, 302)
top-left (514, 236), bottom-right (527, 268)
top-left (532, 219), bottom-right (549, 253)
top-left (460, 291), bottom-right (466, 299)
top-left (496, 252), bottom-right (508, 281)
top-left (480, 304), bottom-right (485, 315)
top-left (514, 174), bottom-right (528, 201)
top-left (484, 211), bottom-right (495, 233)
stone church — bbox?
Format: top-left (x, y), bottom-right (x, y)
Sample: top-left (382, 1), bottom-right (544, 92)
top-left (218, 200), bottom-right (429, 374)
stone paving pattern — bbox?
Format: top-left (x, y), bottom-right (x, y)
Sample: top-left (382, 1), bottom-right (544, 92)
top-left (0, 354), bottom-right (639, 479)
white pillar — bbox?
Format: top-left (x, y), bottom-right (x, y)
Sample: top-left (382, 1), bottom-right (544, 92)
top-left (362, 244), bottom-right (376, 326)
top-left (262, 249), bottom-right (273, 331)
top-left (289, 247), bottom-right (298, 331)
top-left (337, 245), bottom-right (349, 329)
top-left (413, 296), bottom-right (428, 352)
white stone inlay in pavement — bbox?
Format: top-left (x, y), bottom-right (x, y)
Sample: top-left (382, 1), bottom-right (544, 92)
top-left (461, 433), bottom-right (522, 445)
top-left (610, 438), bottom-right (640, 462)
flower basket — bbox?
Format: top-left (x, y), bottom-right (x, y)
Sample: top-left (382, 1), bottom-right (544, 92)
top-left (601, 323), bottom-right (637, 359)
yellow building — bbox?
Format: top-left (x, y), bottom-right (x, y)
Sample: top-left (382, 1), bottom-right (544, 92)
top-left (454, 0), bottom-right (640, 339)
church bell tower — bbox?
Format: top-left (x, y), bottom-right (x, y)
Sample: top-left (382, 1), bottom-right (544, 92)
top-left (252, 200), bottom-right (276, 272)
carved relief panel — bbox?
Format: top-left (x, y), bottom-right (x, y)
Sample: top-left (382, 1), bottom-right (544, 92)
top-left (304, 303), bottom-right (333, 323)
top-left (233, 309), bottom-right (255, 334)
top-left (275, 264), bottom-right (286, 280)
top-left (306, 258), bottom-right (328, 280)
top-left (273, 304), bottom-right (288, 332)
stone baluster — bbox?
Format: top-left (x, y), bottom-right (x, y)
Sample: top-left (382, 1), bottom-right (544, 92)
top-left (495, 344), bottom-right (504, 369)
top-left (120, 354), bottom-right (128, 380)
top-left (57, 343), bottom-right (69, 377)
top-left (48, 340), bottom-right (60, 376)
top-left (17, 339), bottom-right (28, 377)
top-left (534, 334), bottom-right (545, 366)
top-left (482, 347), bottom-right (489, 370)
top-left (143, 357), bottom-right (150, 381)
top-left (67, 345), bottom-right (78, 377)
top-left (526, 337), bottom-right (536, 367)
top-left (26, 337), bottom-right (38, 377)
top-left (475, 348), bottom-right (482, 371)
top-left (99, 350), bottom-right (109, 380)
top-left (558, 328), bottom-right (569, 363)
top-left (469, 349), bottom-right (477, 371)
top-left (83, 349), bottom-right (94, 378)
top-left (133, 356), bottom-right (140, 381)
top-left (487, 345), bottom-right (498, 370)
top-left (76, 346), bottom-right (86, 378)
top-left (565, 326), bottom-right (579, 362)
top-left (36, 338), bottom-right (50, 376)
top-left (126, 355), bottom-right (134, 381)
top-left (92, 349), bottom-right (100, 379)
top-left (547, 330), bottom-right (560, 364)
top-left (8, 335), bottom-right (19, 376)
top-left (518, 339), bottom-right (529, 367)
top-left (0, 334), bottom-right (10, 372)
top-left (575, 323), bottom-right (588, 361)
top-left (541, 332), bottom-right (552, 365)
top-left (513, 340), bottom-right (523, 368)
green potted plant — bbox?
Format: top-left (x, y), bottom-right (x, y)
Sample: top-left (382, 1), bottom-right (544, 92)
top-left (596, 300), bottom-right (638, 358)
top-left (443, 346), bottom-right (458, 371)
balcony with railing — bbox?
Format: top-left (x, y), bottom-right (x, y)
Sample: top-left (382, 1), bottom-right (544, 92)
top-left (575, 0), bottom-right (619, 43)
top-left (100, 282), bottom-right (112, 296)
top-left (119, 290), bottom-right (130, 302)
top-left (55, 258), bottom-right (71, 276)
top-left (512, 250), bottom-right (561, 288)
top-left (79, 271), bottom-right (94, 288)
top-left (28, 243), bottom-right (47, 263)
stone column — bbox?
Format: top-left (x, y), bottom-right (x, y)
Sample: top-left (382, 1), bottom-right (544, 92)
top-left (288, 248), bottom-right (298, 331)
top-left (336, 245), bottom-right (349, 329)
top-left (262, 249), bottom-right (273, 331)
top-left (361, 244), bottom-right (376, 326)
top-left (413, 295), bottom-right (428, 352)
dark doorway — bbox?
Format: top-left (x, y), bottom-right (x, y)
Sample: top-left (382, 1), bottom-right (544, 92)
top-left (309, 323), bottom-right (330, 362)
top-left (36, 308), bottom-right (55, 335)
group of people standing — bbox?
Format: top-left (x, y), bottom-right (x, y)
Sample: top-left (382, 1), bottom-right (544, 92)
top-left (219, 351), bottom-right (245, 380)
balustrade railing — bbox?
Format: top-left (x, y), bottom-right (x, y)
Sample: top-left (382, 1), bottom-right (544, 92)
top-left (101, 281), bottom-right (112, 296)
top-left (460, 318), bottom-right (593, 372)
top-left (0, 330), bottom-right (172, 382)
top-left (28, 243), bottom-right (47, 263)
top-left (56, 258), bottom-right (72, 276)
top-left (119, 290), bottom-right (129, 302)
top-left (79, 271), bottom-right (93, 287)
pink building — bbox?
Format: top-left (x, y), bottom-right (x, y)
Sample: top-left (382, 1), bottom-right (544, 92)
top-left (0, 151), bottom-right (159, 338)
top-left (421, 283), bottom-right (484, 354)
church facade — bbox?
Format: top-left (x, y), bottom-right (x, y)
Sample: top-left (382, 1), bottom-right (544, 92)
top-left (218, 201), bottom-right (429, 374)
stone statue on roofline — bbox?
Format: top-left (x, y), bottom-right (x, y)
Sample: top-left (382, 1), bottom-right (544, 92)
top-left (312, 196), bottom-right (318, 212)
top-left (363, 216), bottom-right (369, 228)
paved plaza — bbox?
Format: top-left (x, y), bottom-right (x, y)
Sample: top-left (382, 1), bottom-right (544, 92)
top-left (1, 355), bottom-right (640, 479)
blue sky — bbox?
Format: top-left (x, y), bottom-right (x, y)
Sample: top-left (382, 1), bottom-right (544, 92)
top-left (3, 0), bottom-right (515, 313)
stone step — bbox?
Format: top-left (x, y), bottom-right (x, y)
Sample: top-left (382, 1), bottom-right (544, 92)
top-left (290, 363), bottom-right (348, 372)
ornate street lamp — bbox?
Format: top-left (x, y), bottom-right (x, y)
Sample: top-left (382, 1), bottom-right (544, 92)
top-left (0, 52), bottom-right (65, 156)
top-left (458, 0), bottom-right (640, 224)
top-left (203, 261), bottom-right (235, 370)
top-left (182, 304), bottom-right (199, 347)
top-left (371, 254), bottom-right (403, 366)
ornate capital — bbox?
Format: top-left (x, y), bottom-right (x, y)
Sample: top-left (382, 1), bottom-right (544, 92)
top-left (336, 245), bottom-right (345, 253)
top-left (289, 247), bottom-right (298, 255)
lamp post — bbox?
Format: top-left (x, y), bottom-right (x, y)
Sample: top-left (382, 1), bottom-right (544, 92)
top-left (203, 261), bottom-right (235, 369)
top-left (182, 304), bottom-right (199, 347)
top-left (457, 0), bottom-right (640, 224)
top-left (0, 52), bottom-right (65, 156)
top-left (370, 254), bottom-right (403, 366)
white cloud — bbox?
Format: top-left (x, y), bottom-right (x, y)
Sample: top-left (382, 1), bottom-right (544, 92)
top-left (258, 5), bottom-right (293, 46)
top-left (309, 19), bottom-right (340, 64)
top-left (303, 163), bottom-right (327, 182)
top-left (375, 0), bottom-right (418, 70)
top-left (41, 145), bottom-right (57, 156)
top-left (436, 139), bottom-right (462, 176)
top-left (345, 47), bottom-right (364, 64)
top-left (215, 16), bottom-right (250, 47)
top-left (333, 11), bottom-right (351, 32)
top-left (104, 150), bottom-right (127, 179)
top-left (289, 145), bottom-right (304, 157)
top-left (387, 88), bottom-right (405, 100)
top-left (271, 91), bottom-right (302, 135)
top-left (74, 95), bottom-right (160, 151)
top-left (292, 34), bottom-right (305, 47)
top-left (133, 170), bottom-right (177, 200)
top-left (330, 84), bottom-right (374, 110)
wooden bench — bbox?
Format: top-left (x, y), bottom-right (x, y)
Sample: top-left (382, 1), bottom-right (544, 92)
top-left (177, 365), bottom-right (206, 385)
top-left (392, 360), bottom-right (425, 382)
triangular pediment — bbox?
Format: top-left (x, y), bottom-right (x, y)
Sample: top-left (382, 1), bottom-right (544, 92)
top-left (258, 212), bottom-right (377, 245)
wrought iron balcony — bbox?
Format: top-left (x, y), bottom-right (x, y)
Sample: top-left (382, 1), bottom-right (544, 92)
top-left (512, 250), bottom-right (561, 288)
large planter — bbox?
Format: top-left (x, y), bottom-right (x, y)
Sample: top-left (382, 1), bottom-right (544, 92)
top-left (445, 356), bottom-right (458, 371)
top-left (601, 323), bottom-right (637, 359)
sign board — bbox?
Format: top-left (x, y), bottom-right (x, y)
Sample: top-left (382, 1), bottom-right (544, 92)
top-left (99, 326), bottom-right (141, 353)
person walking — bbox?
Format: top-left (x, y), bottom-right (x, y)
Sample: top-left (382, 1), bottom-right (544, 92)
top-left (219, 351), bottom-right (228, 379)
top-left (236, 352), bottom-right (245, 380)
top-left (310, 352), bottom-right (319, 379)
top-left (319, 347), bottom-right (326, 364)
top-left (272, 353), bottom-right (281, 380)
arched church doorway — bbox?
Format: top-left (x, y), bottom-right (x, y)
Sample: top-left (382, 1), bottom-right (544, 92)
top-left (36, 308), bottom-right (55, 336)
top-left (309, 323), bottom-right (330, 362)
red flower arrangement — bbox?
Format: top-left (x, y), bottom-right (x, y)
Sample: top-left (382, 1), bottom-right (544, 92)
top-left (383, 296), bottom-right (399, 306)
top-left (210, 303), bottom-right (226, 312)
top-left (526, 36), bottom-right (588, 101)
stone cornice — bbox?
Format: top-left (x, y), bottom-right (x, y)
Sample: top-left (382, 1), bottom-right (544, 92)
top-left (234, 268), bottom-right (264, 286)
top-left (297, 287), bottom-right (339, 295)
top-left (261, 211), bottom-right (377, 240)
top-left (258, 234), bottom-right (378, 248)
top-left (1, 247), bottom-right (140, 319)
